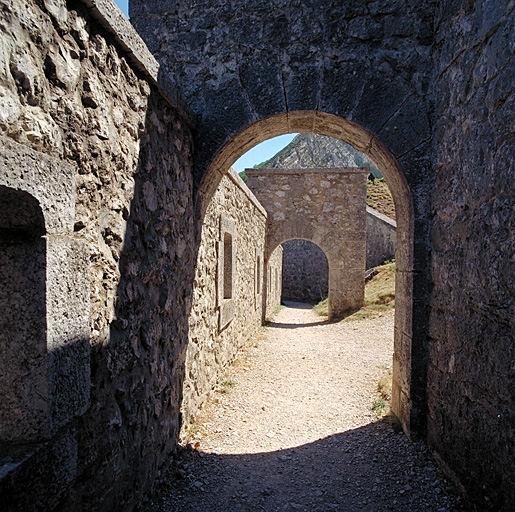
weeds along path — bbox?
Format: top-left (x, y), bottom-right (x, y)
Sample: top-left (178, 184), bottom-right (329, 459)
top-left (143, 302), bottom-right (463, 512)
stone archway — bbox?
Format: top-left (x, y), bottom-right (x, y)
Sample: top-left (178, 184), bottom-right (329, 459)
top-left (133, 0), bottom-right (433, 438)
top-left (281, 239), bottom-right (329, 304)
top-left (195, 111), bottom-right (416, 436)
top-left (246, 167), bottom-right (368, 320)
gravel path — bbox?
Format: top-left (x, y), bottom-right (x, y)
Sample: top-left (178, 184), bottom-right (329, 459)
top-left (141, 302), bottom-right (464, 512)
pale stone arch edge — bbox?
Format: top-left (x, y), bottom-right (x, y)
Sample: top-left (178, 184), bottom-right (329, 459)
top-left (195, 110), bottom-right (415, 436)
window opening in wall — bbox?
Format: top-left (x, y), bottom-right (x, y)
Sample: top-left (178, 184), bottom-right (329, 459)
top-left (223, 232), bottom-right (233, 300)
top-left (256, 254), bottom-right (261, 295)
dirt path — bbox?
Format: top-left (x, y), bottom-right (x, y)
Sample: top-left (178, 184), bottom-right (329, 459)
top-left (141, 302), bottom-right (463, 512)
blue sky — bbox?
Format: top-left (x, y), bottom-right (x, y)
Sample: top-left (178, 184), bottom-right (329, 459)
top-left (115, 0), bottom-right (128, 16)
top-left (114, 1), bottom-right (296, 170)
top-left (232, 134), bottom-right (297, 172)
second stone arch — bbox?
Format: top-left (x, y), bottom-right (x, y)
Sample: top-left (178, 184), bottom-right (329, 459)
top-left (246, 167), bottom-right (368, 320)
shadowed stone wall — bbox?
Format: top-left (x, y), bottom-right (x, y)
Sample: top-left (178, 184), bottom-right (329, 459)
top-left (282, 240), bottom-right (328, 303)
top-left (428, 2), bottom-right (515, 509)
top-left (0, 0), bottom-right (195, 510)
top-left (183, 169), bottom-right (267, 428)
top-left (246, 168), bottom-right (367, 320)
top-left (366, 206), bottom-right (397, 268)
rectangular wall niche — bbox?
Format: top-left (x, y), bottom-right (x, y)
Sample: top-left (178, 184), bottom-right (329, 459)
top-left (255, 249), bottom-right (262, 310)
top-left (218, 214), bottom-right (236, 330)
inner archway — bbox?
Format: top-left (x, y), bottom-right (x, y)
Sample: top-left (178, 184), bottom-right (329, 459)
top-left (197, 111), bottom-right (415, 435)
top-left (281, 239), bottom-right (328, 304)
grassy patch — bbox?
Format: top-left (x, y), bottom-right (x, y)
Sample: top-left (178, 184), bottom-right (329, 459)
top-left (372, 365), bottom-right (393, 418)
top-left (313, 298), bottom-right (328, 317)
top-left (313, 261), bottom-right (396, 320)
top-left (219, 379), bottom-right (236, 394)
top-left (266, 304), bottom-right (285, 322)
top-left (372, 397), bottom-right (389, 417)
top-left (366, 178), bottom-right (396, 220)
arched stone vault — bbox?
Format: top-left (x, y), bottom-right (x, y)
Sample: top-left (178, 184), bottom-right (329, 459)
top-left (194, 111), bottom-right (417, 436)
top-left (246, 167), bottom-right (368, 320)
top-left (133, 1), bottom-right (433, 435)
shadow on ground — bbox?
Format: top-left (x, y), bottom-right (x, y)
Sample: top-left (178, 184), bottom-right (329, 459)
top-left (140, 419), bottom-right (464, 512)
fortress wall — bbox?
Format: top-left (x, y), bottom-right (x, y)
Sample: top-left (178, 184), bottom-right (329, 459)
top-left (281, 207), bottom-right (396, 304)
top-left (183, 169), bottom-right (267, 428)
top-left (0, 0), bottom-right (196, 510)
top-left (266, 245), bottom-right (283, 318)
top-left (366, 207), bottom-right (397, 269)
top-left (429, 2), bottom-right (515, 509)
top-left (282, 240), bottom-right (328, 303)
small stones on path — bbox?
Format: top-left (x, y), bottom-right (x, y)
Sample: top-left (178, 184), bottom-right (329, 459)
top-left (141, 303), bottom-right (463, 512)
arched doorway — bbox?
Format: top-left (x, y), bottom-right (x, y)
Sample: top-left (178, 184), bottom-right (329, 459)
top-left (196, 111), bottom-right (416, 435)
top-left (281, 239), bottom-right (328, 304)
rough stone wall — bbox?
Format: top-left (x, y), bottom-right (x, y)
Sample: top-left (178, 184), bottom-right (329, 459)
top-left (429, 2), bottom-right (515, 509)
top-left (132, 0), bottom-right (435, 435)
top-left (183, 169), bottom-right (267, 427)
top-left (281, 240), bottom-right (328, 303)
top-left (246, 168), bottom-right (367, 320)
top-left (281, 208), bottom-right (396, 304)
top-left (366, 206), bottom-right (397, 268)
top-left (266, 245), bottom-right (283, 318)
top-left (0, 1), bottom-right (195, 510)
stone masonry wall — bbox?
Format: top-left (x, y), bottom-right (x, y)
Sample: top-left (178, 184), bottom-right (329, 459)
top-left (366, 206), bottom-right (397, 269)
top-left (429, 2), bottom-right (515, 509)
top-left (0, 1), bottom-right (195, 510)
top-left (282, 240), bottom-right (328, 303)
top-left (183, 169), bottom-right (267, 428)
top-left (246, 168), bottom-right (367, 320)
top-left (281, 208), bottom-right (395, 304)
top-left (266, 245), bottom-right (283, 318)
top-left (132, 0), bottom-right (436, 440)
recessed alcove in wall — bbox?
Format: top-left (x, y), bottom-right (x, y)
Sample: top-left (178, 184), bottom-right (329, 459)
top-left (281, 239), bottom-right (329, 303)
top-left (0, 186), bottom-right (48, 442)
top-left (0, 136), bottom-right (91, 443)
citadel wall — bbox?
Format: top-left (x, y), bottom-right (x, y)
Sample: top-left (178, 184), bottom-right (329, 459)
top-left (428, 2), bottom-right (515, 508)
top-left (183, 169), bottom-right (268, 428)
top-left (132, 0), bottom-right (435, 437)
top-left (0, 0), bottom-right (196, 509)
top-left (281, 207), bottom-right (396, 304)
top-left (0, 0), bottom-right (513, 510)
top-left (246, 168), bottom-right (368, 320)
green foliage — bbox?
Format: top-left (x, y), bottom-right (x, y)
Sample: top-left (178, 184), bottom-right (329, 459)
top-left (313, 298), bottom-right (329, 317)
top-left (238, 171), bottom-right (248, 183)
top-left (372, 397), bottom-right (389, 417)
top-left (219, 379), bottom-right (236, 394)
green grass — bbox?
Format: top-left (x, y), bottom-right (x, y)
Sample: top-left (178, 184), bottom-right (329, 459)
top-left (219, 379), bottom-right (236, 394)
top-left (372, 397), bottom-right (389, 417)
top-left (372, 365), bottom-right (393, 418)
top-left (313, 261), bottom-right (396, 320)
